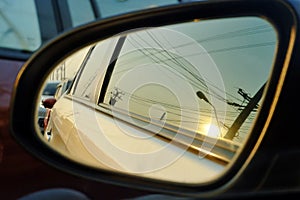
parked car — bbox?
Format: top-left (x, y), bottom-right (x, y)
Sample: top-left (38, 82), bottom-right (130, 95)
top-left (40, 79), bottom-right (73, 133)
top-left (41, 81), bottom-right (60, 101)
top-left (9, 0), bottom-right (300, 199)
top-left (37, 80), bottom-right (59, 133)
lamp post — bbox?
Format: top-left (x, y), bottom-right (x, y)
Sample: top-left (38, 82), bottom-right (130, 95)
top-left (196, 91), bottom-right (222, 137)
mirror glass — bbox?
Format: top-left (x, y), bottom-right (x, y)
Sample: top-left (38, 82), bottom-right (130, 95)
top-left (35, 16), bottom-right (277, 184)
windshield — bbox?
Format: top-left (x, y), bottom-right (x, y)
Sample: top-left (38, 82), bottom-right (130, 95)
top-left (42, 82), bottom-right (58, 96)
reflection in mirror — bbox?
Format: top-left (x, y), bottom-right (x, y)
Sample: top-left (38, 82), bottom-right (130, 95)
top-left (36, 16), bottom-right (277, 184)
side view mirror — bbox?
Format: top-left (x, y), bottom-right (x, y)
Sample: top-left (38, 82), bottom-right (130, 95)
top-left (42, 98), bottom-right (56, 109)
top-left (10, 0), bottom-right (300, 198)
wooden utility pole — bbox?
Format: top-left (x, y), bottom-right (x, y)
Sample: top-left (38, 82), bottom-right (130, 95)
top-left (224, 83), bottom-right (265, 140)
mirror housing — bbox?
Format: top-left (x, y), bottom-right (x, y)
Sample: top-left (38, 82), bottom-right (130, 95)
top-left (42, 98), bottom-right (56, 109)
top-left (10, 0), bottom-right (300, 198)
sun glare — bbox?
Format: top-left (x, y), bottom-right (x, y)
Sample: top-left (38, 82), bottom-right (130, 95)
top-left (204, 123), bottom-right (222, 138)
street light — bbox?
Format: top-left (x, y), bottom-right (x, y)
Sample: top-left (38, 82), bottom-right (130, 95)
top-left (196, 91), bottom-right (222, 137)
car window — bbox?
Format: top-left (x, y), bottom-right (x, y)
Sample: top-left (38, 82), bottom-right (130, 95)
top-left (72, 37), bottom-right (120, 100)
top-left (0, 0), bottom-right (181, 55)
top-left (42, 82), bottom-right (59, 96)
top-left (0, 0), bottom-right (41, 51)
top-left (54, 85), bottom-right (63, 99)
top-left (66, 0), bottom-right (95, 27)
top-left (94, 0), bottom-right (178, 18)
top-left (66, 0), bottom-right (179, 26)
top-left (53, 79), bottom-right (73, 99)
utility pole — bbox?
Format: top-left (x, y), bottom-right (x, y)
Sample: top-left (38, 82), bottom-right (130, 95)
top-left (227, 88), bottom-right (259, 111)
top-left (224, 83), bottom-right (265, 140)
top-left (238, 88), bottom-right (252, 102)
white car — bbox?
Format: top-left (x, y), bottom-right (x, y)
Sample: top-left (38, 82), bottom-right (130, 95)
top-left (44, 16), bottom-right (275, 184)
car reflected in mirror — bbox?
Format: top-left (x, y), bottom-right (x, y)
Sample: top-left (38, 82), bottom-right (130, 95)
top-left (36, 16), bottom-right (277, 184)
